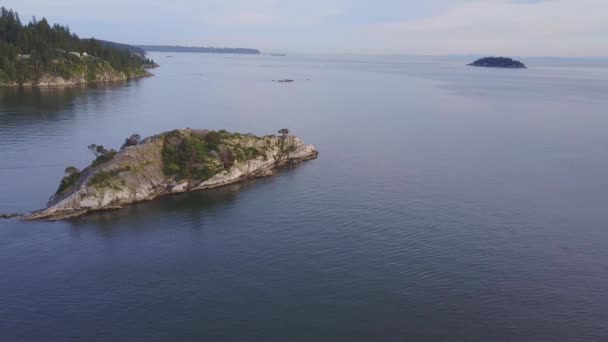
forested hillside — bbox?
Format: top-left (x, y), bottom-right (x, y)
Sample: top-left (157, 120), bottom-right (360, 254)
top-left (0, 7), bottom-right (156, 85)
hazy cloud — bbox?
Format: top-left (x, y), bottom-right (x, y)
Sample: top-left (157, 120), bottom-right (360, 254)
top-left (364, 0), bottom-right (608, 56)
top-left (3, 0), bottom-right (607, 56)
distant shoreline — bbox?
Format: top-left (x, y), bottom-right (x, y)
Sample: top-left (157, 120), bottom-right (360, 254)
top-left (139, 45), bottom-right (261, 55)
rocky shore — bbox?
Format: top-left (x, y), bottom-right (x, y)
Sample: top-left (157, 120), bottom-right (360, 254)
top-left (1, 68), bottom-right (153, 87)
top-left (25, 128), bottom-right (318, 221)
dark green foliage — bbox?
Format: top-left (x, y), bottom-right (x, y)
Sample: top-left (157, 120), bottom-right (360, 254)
top-left (92, 150), bottom-right (116, 166)
top-left (244, 146), bottom-right (261, 159)
top-left (162, 132), bottom-right (218, 181)
top-left (55, 166), bottom-right (80, 195)
top-left (95, 39), bottom-right (146, 56)
top-left (121, 133), bottom-right (141, 149)
top-left (275, 130), bottom-right (297, 163)
top-left (204, 131), bottom-right (223, 151)
top-left (89, 167), bottom-right (129, 190)
top-left (161, 130), bottom-right (267, 181)
top-left (90, 171), bottom-right (112, 187)
top-left (90, 148), bottom-right (117, 167)
top-left (0, 7), bottom-right (154, 84)
top-left (88, 144), bottom-right (116, 166)
top-left (88, 144), bottom-right (106, 157)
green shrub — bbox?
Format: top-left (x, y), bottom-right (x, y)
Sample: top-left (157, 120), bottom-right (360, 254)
top-left (162, 133), bottom-right (216, 180)
top-left (244, 146), bottom-right (261, 159)
top-left (0, 69), bottom-right (10, 83)
top-left (90, 171), bottom-right (113, 188)
top-left (91, 150), bottom-right (117, 167)
top-left (161, 130), bottom-right (267, 180)
top-left (55, 166), bottom-right (81, 195)
top-left (204, 131), bottom-right (223, 151)
top-left (89, 167), bottom-right (130, 190)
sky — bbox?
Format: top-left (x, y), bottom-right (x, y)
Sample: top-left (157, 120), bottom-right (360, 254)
top-left (4, 0), bottom-right (608, 56)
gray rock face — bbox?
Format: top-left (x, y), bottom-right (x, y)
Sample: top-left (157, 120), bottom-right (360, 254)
top-left (1, 68), bottom-right (152, 87)
top-left (26, 129), bottom-right (318, 221)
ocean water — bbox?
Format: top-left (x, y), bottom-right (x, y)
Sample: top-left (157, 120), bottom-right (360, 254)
top-left (1, 53), bottom-right (608, 341)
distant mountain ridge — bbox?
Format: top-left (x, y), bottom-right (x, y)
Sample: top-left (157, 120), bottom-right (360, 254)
top-left (139, 45), bottom-right (261, 55)
top-left (96, 40), bottom-right (147, 57)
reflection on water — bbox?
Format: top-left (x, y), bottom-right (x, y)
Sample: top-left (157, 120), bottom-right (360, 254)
top-left (68, 164), bottom-right (308, 236)
top-left (70, 182), bottom-right (246, 232)
top-left (0, 81), bottom-right (136, 126)
top-left (0, 80), bottom-right (151, 211)
top-left (0, 86), bottom-right (89, 111)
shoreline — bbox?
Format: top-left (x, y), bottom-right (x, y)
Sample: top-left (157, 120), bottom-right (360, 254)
top-left (1, 157), bottom-right (316, 222)
top-left (23, 129), bottom-right (318, 221)
top-left (0, 70), bottom-right (154, 88)
top-left (24, 155), bottom-right (317, 222)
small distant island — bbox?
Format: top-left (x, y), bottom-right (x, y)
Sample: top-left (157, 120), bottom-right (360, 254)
top-left (468, 57), bottom-right (527, 69)
top-left (0, 7), bottom-right (157, 87)
top-left (25, 128), bottom-right (318, 221)
top-left (139, 45), bottom-right (261, 55)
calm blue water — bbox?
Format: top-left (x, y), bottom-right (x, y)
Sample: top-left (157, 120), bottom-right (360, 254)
top-left (1, 53), bottom-right (608, 341)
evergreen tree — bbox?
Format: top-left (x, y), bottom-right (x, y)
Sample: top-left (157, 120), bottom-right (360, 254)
top-left (0, 7), bottom-right (154, 85)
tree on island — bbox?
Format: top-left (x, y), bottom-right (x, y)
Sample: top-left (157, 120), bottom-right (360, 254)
top-left (468, 57), bottom-right (526, 69)
top-left (121, 134), bottom-right (141, 149)
top-left (64, 166), bottom-right (80, 175)
top-left (88, 144), bottom-right (108, 158)
top-left (88, 144), bottom-right (117, 165)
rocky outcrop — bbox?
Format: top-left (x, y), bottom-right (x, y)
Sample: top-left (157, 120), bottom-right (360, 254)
top-left (26, 129), bottom-right (318, 221)
top-left (3, 71), bottom-right (152, 87)
top-left (1, 213), bottom-right (21, 219)
top-left (1, 62), bottom-right (153, 87)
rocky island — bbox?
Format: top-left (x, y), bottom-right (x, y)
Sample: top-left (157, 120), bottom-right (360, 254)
top-left (0, 7), bottom-right (156, 87)
top-left (25, 129), bottom-right (318, 221)
top-left (468, 57), bottom-right (526, 69)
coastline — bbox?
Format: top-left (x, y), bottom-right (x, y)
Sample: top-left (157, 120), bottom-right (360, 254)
top-left (0, 69), bottom-right (154, 88)
top-left (24, 129), bottom-right (318, 221)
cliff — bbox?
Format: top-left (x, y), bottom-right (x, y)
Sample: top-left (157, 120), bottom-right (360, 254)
top-left (0, 60), bottom-right (153, 87)
top-left (26, 129), bottom-right (318, 221)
